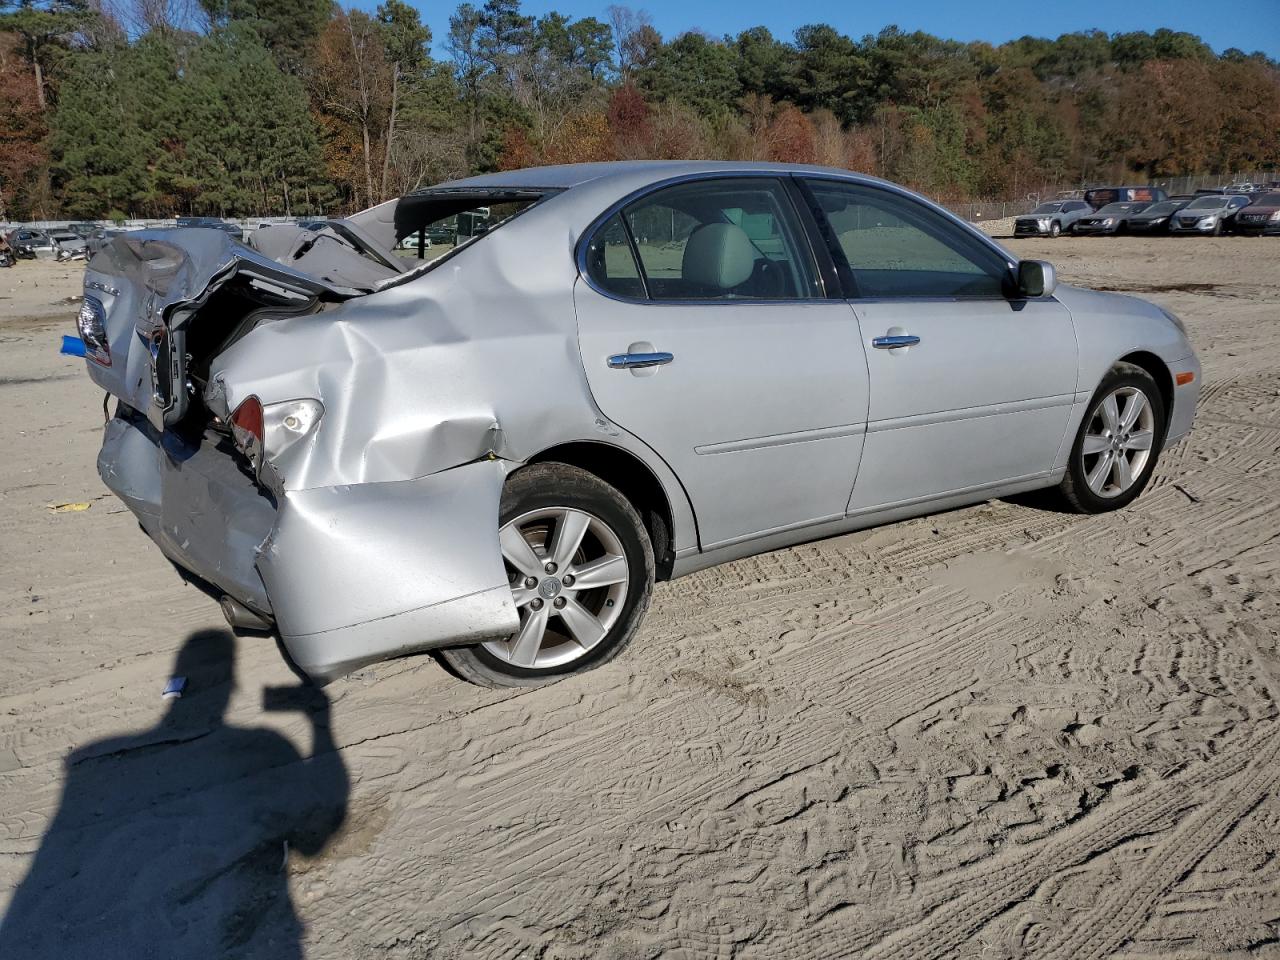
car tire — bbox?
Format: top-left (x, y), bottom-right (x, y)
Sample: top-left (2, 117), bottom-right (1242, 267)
top-left (1049, 221), bottom-right (1061, 238)
top-left (1057, 362), bottom-right (1166, 514)
top-left (438, 463), bottom-right (654, 688)
top-left (1211, 221), bottom-right (1222, 237)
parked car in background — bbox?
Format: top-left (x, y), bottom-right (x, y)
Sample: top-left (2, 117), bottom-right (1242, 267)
top-left (175, 216), bottom-right (244, 240)
top-left (1121, 199), bottom-right (1191, 235)
top-left (1014, 200), bottom-right (1092, 237)
top-left (48, 230), bottom-right (88, 260)
top-left (1233, 192), bottom-right (1280, 236)
top-left (77, 160), bottom-right (1201, 687)
top-left (395, 234), bottom-right (432, 250)
top-left (1073, 201), bottom-right (1151, 235)
top-left (1170, 194), bottom-right (1251, 235)
top-left (1223, 182), bottom-right (1255, 195)
top-left (1084, 186), bottom-right (1168, 210)
top-left (6, 228), bottom-right (58, 257)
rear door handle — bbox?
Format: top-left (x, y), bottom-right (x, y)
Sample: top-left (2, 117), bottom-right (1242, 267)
top-left (871, 334), bottom-right (921, 350)
top-left (608, 351), bottom-right (674, 369)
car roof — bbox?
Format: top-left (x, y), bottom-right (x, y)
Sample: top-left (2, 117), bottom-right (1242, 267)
top-left (437, 160), bottom-right (891, 192)
top-left (378, 160), bottom-right (1017, 276)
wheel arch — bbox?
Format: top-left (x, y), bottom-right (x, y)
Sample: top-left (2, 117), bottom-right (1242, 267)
top-left (524, 440), bottom-right (680, 581)
top-left (1116, 351), bottom-right (1174, 431)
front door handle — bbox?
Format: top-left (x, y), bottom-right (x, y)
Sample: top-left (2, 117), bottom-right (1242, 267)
top-left (871, 334), bottom-right (921, 350)
top-left (608, 351), bottom-right (674, 369)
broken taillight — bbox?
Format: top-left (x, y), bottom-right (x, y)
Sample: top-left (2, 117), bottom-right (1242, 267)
top-left (229, 396), bottom-right (265, 468)
top-left (76, 296), bottom-right (110, 366)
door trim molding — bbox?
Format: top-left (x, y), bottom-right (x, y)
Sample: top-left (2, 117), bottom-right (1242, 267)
top-left (866, 392), bottom-right (1077, 434)
top-left (694, 421), bottom-right (866, 455)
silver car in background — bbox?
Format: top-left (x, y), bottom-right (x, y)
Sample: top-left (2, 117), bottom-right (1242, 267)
top-left (77, 162), bottom-right (1201, 687)
top-left (1171, 194), bottom-right (1251, 235)
top-left (1013, 199), bottom-right (1092, 237)
top-left (49, 230), bottom-right (88, 260)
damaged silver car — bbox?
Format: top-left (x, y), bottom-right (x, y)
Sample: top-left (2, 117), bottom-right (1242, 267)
top-left (78, 161), bottom-right (1202, 686)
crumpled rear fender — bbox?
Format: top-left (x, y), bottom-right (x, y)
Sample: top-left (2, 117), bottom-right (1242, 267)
top-left (260, 458), bottom-right (519, 682)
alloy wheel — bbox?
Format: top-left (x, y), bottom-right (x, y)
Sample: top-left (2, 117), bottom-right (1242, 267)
top-left (1080, 385), bottom-right (1156, 498)
top-left (485, 507), bottom-right (631, 669)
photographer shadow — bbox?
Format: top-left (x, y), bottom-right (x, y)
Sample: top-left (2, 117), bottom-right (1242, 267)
top-left (0, 629), bottom-right (348, 959)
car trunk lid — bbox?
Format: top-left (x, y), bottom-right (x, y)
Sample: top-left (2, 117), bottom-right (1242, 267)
top-left (82, 229), bottom-right (362, 431)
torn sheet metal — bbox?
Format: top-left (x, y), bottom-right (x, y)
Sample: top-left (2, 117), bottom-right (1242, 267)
top-left (82, 228), bottom-right (373, 432)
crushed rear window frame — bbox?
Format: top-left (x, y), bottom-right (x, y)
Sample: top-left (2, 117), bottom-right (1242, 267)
top-left (376, 187), bottom-right (564, 291)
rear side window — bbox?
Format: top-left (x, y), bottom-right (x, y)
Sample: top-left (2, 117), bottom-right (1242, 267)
top-left (583, 214), bottom-right (644, 299)
top-left (617, 178), bottom-right (819, 301)
top-left (805, 180), bottom-right (1010, 299)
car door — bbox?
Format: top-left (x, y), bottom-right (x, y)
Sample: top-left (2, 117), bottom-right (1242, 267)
top-left (799, 178), bottom-right (1078, 514)
top-left (574, 176), bottom-right (870, 550)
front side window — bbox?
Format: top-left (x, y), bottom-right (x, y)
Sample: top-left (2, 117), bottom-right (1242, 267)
top-left (620, 178), bottom-right (818, 301)
top-left (805, 180), bottom-right (1011, 299)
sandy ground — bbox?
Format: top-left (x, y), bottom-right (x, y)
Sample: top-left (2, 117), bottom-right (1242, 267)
top-left (1, 239), bottom-right (1279, 959)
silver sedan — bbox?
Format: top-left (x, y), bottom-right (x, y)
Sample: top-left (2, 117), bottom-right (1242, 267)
top-left (78, 161), bottom-right (1201, 686)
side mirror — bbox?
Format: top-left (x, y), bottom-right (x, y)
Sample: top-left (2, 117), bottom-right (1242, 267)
top-left (1017, 259), bottom-right (1057, 298)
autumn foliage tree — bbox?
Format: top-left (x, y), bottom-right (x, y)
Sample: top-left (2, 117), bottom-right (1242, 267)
top-left (1, 0), bottom-right (1278, 220)
top-left (0, 32), bottom-right (47, 218)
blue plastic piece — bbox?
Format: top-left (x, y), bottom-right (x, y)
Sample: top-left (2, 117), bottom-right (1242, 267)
top-left (60, 335), bottom-right (86, 357)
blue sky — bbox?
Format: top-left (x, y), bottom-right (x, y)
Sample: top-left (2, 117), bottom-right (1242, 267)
top-left (381, 0), bottom-right (1280, 61)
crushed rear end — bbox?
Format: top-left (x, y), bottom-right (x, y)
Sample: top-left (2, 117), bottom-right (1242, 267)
top-left (80, 221), bottom-right (521, 680)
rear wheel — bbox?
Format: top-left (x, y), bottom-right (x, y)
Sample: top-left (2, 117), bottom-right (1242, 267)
top-left (1058, 363), bottom-right (1165, 513)
top-left (439, 463), bottom-right (654, 687)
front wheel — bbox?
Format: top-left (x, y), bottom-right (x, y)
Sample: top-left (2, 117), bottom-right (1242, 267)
top-left (1057, 363), bottom-right (1166, 513)
top-left (439, 463), bottom-right (654, 687)
top-left (1049, 221), bottom-right (1061, 238)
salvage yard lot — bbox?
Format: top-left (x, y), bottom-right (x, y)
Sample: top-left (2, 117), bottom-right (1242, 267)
top-left (1, 237), bottom-right (1278, 957)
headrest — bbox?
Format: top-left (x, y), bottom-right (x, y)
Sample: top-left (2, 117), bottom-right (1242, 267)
top-left (681, 223), bottom-right (756, 290)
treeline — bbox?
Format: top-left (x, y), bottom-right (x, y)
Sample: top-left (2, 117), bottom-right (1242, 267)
top-left (2, 0), bottom-right (1279, 220)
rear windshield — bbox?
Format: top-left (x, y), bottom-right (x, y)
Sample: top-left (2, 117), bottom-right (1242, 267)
top-left (391, 189), bottom-right (550, 265)
top-left (1030, 203), bottom-right (1064, 214)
